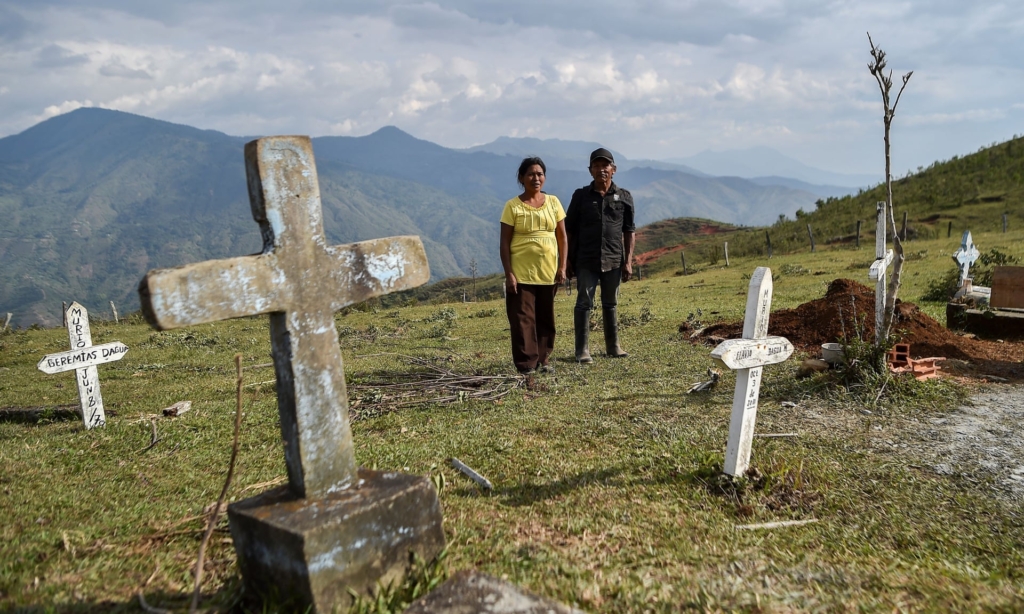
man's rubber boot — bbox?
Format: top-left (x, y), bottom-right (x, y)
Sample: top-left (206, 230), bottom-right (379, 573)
top-left (603, 307), bottom-right (629, 358)
top-left (574, 310), bottom-right (593, 364)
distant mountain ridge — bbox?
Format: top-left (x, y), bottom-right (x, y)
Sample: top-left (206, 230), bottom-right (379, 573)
top-left (0, 108), bottom-right (821, 327)
top-left (668, 146), bottom-right (878, 189)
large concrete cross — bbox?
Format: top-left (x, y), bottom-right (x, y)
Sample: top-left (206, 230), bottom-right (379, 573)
top-left (139, 136), bottom-right (429, 499)
top-left (36, 302), bottom-right (129, 429)
top-left (711, 267), bottom-right (793, 477)
top-left (952, 230), bottom-right (980, 288)
top-left (868, 201), bottom-right (894, 346)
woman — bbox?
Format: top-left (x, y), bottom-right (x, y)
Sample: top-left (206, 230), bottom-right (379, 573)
top-left (499, 157), bottom-right (567, 374)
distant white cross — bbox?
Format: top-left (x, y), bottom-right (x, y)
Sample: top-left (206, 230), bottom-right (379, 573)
top-left (868, 202), bottom-right (894, 346)
top-left (139, 136), bottom-right (429, 499)
top-left (36, 302), bottom-right (129, 429)
top-left (952, 230), bottom-right (980, 288)
top-left (711, 267), bottom-right (793, 477)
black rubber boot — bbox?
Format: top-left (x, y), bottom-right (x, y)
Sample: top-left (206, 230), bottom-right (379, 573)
top-left (574, 310), bottom-right (593, 363)
top-left (603, 307), bottom-right (628, 358)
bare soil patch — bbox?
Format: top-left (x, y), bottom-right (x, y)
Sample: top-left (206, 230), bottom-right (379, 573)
top-left (693, 278), bottom-right (1024, 381)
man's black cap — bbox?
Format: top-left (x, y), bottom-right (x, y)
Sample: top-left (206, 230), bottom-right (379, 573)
top-left (590, 147), bottom-right (615, 165)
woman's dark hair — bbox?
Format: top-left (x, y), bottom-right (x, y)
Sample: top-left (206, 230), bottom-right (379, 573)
top-left (516, 157), bottom-right (546, 187)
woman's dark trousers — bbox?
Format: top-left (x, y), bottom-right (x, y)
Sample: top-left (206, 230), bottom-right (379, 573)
top-left (506, 283), bottom-right (557, 373)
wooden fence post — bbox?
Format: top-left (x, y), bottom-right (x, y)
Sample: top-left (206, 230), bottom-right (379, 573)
top-left (2, 313), bottom-right (11, 332)
top-left (724, 242), bottom-right (730, 267)
top-left (681, 251), bottom-right (687, 275)
top-left (900, 211), bottom-right (908, 241)
top-left (110, 301), bottom-right (119, 324)
top-left (947, 221), bottom-right (952, 238)
top-left (62, 301), bottom-right (67, 327)
top-left (806, 224), bottom-right (816, 253)
top-left (856, 220), bottom-right (862, 248)
top-left (765, 231), bottom-right (772, 259)
top-left (1004, 213), bottom-right (1009, 233)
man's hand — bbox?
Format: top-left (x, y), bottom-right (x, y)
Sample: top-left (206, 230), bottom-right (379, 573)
top-left (505, 272), bottom-right (518, 295)
top-left (622, 261), bottom-right (633, 282)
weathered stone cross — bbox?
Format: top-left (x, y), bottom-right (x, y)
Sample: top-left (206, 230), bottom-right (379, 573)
top-left (952, 230), bottom-right (980, 288)
top-left (140, 136), bottom-right (428, 499)
top-left (711, 267), bottom-right (793, 477)
top-left (138, 137), bottom-right (443, 610)
top-left (868, 201), bottom-right (894, 346)
top-left (36, 302), bottom-right (129, 429)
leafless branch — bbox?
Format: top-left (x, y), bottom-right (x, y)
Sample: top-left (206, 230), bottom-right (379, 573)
top-left (190, 354), bottom-right (244, 613)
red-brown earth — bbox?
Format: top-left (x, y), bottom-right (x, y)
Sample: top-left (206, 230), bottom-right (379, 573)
top-left (688, 278), bottom-right (1024, 381)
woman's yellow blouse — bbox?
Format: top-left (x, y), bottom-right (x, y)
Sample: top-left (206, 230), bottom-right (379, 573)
top-left (500, 194), bottom-right (566, 285)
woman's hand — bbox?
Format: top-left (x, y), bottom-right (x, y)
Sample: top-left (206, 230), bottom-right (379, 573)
top-left (554, 267), bottom-right (566, 286)
top-left (505, 272), bottom-right (518, 295)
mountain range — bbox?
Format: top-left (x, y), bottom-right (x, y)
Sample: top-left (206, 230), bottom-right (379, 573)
top-left (1, 108), bottom-right (828, 327)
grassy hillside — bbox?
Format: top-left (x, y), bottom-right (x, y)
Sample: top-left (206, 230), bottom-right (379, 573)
top-left (642, 135), bottom-right (1024, 271)
top-left (2, 226), bottom-right (1023, 611)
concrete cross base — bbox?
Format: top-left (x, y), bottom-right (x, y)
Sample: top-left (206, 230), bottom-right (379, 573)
top-left (228, 468), bottom-right (445, 612)
top-left (404, 570), bottom-right (583, 614)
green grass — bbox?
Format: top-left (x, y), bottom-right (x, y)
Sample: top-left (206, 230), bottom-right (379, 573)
top-left (2, 227), bottom-right (1024, 612)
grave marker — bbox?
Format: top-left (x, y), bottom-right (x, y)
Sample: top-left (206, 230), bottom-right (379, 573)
top-left (137, 136), bottom-right (442, 611)
top-left (952, 230), bottom-right (980, 288)
top-left (711, 267), bottom-right (793, 477)
top-left (36, 302), bottom-right (129, 429)
top-left (868, 202), bottom-right (894, 345)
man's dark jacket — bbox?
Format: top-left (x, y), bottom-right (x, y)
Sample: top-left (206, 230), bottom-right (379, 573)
top-left (564, 181), bottom-right (635, 274)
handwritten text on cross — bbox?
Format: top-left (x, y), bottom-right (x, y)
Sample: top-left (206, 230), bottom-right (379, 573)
top-left (36, 302), bottom-right (129, 429)
top-left (710, 268), bottom-right (793, 477)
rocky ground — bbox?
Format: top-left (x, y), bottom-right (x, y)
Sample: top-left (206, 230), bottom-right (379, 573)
top-left (931, 384), bottom-right (1024, 501)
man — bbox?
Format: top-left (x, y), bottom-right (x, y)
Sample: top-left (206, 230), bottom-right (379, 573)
top-left (565, 147), bottom-right (635, 363)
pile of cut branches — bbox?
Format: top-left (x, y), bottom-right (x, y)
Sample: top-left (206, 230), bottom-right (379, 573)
top-left (348, 355), bottom-right (525, 418)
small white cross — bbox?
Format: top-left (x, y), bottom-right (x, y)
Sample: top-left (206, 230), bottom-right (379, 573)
top-left (711, 267), bottom-right (793, 477)
top-left (952, 230), bottom-right (980, 288)
top-left (36, 302), bottom-right (129, 429)
top-left (868, 202), bottom-right (894, 346)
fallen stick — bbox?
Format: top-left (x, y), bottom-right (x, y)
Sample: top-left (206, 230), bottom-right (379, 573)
top-left (735, 519), bottom-right (818, 531)
top-left (139, 419), bottom-right (160, 453)
top-left (450, 457), bottom-right (492, 491)
top-left (241, 476), bottom-right (287, 492)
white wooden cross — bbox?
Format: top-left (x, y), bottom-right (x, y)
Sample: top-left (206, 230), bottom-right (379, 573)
top-left (139, 136), bottom-right (429, 500)
top-left (951, 230), bottom-right (980, 288)
top-left (868, 201), bottom-right (894, 346)
top-left (711, 267), bottom-right (793, 477)
top-left (36, 302), bottom-right (129, 429)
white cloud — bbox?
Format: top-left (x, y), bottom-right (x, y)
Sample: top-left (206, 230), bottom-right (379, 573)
top-left (0, 1), bottom-right (1021, 174)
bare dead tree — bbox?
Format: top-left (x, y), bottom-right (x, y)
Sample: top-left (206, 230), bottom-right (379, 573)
top-left (867, 32), bottom-right (913, 342)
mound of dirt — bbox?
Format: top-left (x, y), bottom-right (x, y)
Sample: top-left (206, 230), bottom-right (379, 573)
top-left (692, 279), bottom-right (1024, 379)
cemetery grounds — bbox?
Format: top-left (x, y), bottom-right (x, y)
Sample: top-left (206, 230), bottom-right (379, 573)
top-left (1, 227), bottom-right (1023, 612)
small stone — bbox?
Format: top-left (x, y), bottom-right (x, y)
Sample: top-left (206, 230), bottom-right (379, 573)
top-left (796, 358), bottom-right (830, 378)
top-left (861, 409), bottom-right (873, 415)
top-left (934, 463), bottom-right (953, 476)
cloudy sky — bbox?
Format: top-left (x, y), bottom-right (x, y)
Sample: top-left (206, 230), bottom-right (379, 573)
top-left (1, 1), bottom-right (1021, 176)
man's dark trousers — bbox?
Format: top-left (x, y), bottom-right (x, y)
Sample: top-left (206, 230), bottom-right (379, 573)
top-left (505, 283), bottom-right (557, 373)
top-left (574, 266), bottom-right (620, 313)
